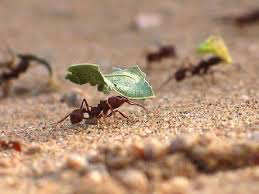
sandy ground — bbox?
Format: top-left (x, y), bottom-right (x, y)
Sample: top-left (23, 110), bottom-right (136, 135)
top-left (0, 0), bottom-right (259, 193)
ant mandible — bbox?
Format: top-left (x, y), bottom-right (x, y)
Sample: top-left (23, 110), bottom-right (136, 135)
top-left (55, 96), bottom-right (147, 127)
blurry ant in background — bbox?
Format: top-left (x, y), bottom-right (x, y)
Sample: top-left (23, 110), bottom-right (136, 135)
top-left (220, 8), bottom-right (259, 27)
top-left (0, 47), bottom-right (53, 97)
top-left (161, 56), bottom-right (223, 86)
top-left (55, 96), bottom-right (147, 128)
top-left (160, 35), bottom-right (234, 87)
top-left (145, 45), bottom-right (177, 74)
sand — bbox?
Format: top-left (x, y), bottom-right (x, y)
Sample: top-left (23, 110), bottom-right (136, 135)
top-left (0, 0), bottom-right (259, 193)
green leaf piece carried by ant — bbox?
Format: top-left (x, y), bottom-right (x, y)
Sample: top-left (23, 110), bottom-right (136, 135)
top-left (65, 63), bottom-right (155, 99)
top-left (104, 66), bottom-right (154, 99)
top-left (197, 35), bottom-right (233, 64)
top-left (65, 63), bottom-right (113, 94)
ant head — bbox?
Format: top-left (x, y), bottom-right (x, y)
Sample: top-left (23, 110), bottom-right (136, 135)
top-left (69, 108), bottom-right (86, 124)
top-left (115, 96), bottom-right (129, 102)
top-left (117, 96), bottom-right (148, 112)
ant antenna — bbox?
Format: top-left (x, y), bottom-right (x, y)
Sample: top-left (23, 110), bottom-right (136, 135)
top-left (54, 113), bottom-right (71, 128)
top-left (127, 100), bottom-right (148, 112)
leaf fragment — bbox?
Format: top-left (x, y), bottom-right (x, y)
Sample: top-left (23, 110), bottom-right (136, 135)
top-left (197, 36), bottom-right (233, 64)
top-left (104, 66), bottom-right (155, 99)
top-left (66, 63), bottom-right (155, 99)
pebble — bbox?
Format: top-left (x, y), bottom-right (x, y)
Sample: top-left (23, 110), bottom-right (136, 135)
top-left (160, 176), bottom-right (190, 194)
top-left (65, 154), bottom-right (88, 171)
top-left (132, 13), bottom-right (162, 30)
top-left (25, 145), bottom-right (42, 155)
top-left (114, 169), bottom-right (149, 192)
top-left (87, 170), bottom-right (104, 183)
top-left (60, 92), bottom-right (81, 107)
top-left (248, 131), bottom-right (259, 142)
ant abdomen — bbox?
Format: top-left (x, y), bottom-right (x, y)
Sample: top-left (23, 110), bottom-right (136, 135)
top-left (70, 109), bottom-right (85, 124)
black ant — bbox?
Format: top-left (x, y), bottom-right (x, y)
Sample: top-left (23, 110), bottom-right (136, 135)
top-left (146, 45), bottom-right (177, 63)
top-left (55, 96), bottom-right (147, 127)
top-left (162, 56), bottom-right (223, 85)
top-left (145, 45), bottom-right (177, 74)
top-left (220, 8), bottom-right (259, 27)
top-left (0, 50), bottom-right (52, 97)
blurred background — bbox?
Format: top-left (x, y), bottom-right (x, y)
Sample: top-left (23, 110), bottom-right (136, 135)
top-left (1, 0), bottom-right (259, 95)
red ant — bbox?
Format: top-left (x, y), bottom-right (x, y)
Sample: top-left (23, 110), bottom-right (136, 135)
top-left (146, 45), bottom-right (177, 63)
top-left (162, 56), bottom-right (223, 86)
top-left (145, 45), bottom-right (177, 74)
top-left (221, 8), bottom-right (259, 27)
top-left (55, 96), bottom-right (147, 127)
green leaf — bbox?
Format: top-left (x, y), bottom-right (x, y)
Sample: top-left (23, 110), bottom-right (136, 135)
top-left (65, 63), bottom-right (114, 93)
top-left (104, 66), bottom-right (154, 99)
top-left (66, 63), bottom-right (155, 99)
top-left (197, 36), bottom-right (233, 64)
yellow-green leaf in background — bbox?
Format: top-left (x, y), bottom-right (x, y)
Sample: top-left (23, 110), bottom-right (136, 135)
top-left (197, 36), bottom-right (233, 64)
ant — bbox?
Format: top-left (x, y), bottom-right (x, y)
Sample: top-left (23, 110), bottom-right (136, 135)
top-left (146, 45), bottom-right (177, 63)
top-left (0, 48), bottom-right (52, 97)
top-left (55, 96), bottom-right (147, 127)
top-left (220, 8), bottom-right (259, 27)
top-left (162, 56), bottom-right (223, 86)
top-left (145, 45), bottom-right (177, 74)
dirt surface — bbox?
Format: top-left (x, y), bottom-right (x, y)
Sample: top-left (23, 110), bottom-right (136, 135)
top-left (1, 0), bottom-right (259, 193)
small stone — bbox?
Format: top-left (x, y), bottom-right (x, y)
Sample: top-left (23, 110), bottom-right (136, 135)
top-left (132, 13), bottom-right (162, 30)
top-left (65, 154), bottom-right (87, 171)
top-left (248, 131), bottom-right (259, 142)
top-left (160, 176), bottom-right (190, 194)
top-left (114, 169), bottom-right (148, 193)
top-left (60, 92), bottom-right (81, 107)
top-left (0, 159), bottom-right (9, 168)
top-left (25, 146), bottom-right (41, 155)
top-left (87, 170), bottom-right (104, 183)
top-left (75, 173), bottom-right (126, 194)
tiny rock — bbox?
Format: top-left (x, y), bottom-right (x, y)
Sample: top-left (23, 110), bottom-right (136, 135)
top-left (26, 145), bottom-right (41, 155)
top-left (160, 176), bottom-right (191, 194)
top-left (114, 169), bottom-right (149, 193)
top-left (65, 154), bottom-right (88, 171)
top-left (133, 13), bottom-right (162, 30)
top-left (87, 170), bottom-right (104, 183)
top-left (60, 92), bottom-right (81, 107)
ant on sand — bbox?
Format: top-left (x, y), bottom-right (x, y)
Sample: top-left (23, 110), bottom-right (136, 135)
top-left (221, 8), bottom-right (259, 27)
top-left (55, 96), bottom-right (147, 127)
top-left (162, 56), bottom-right (223, 86)
top-left (145, 45), bottom-right (177, 74)
top-left (0, 48), bottom-right (52, 97)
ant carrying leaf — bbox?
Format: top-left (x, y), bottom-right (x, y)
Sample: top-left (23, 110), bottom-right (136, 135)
top-left (55, 96), bottom-right (147, 128)
top-left (162, 36), bottom-right (233, 85)
top-left (66, 64), bottom-right (155, 99)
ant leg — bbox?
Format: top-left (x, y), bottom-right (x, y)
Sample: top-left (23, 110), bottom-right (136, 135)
top-left (107, 110), bottom-right (129, 119)
top-left (81, 99), bottom-right (90, 112)
top-left (208, 70), bottom-right (216, 84)
top-left (2, 81), bottom-right (11, 98)
top-left (55, 113), bottom-right (71, 128)
top-left (107, 99), bottom-right (115, 114)
top-left (107, 99), bottom-right (117, 122)
top-left (98, 113), bottom-right (111, 132)
top-left (100, 113), bottom-right (108, 127)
